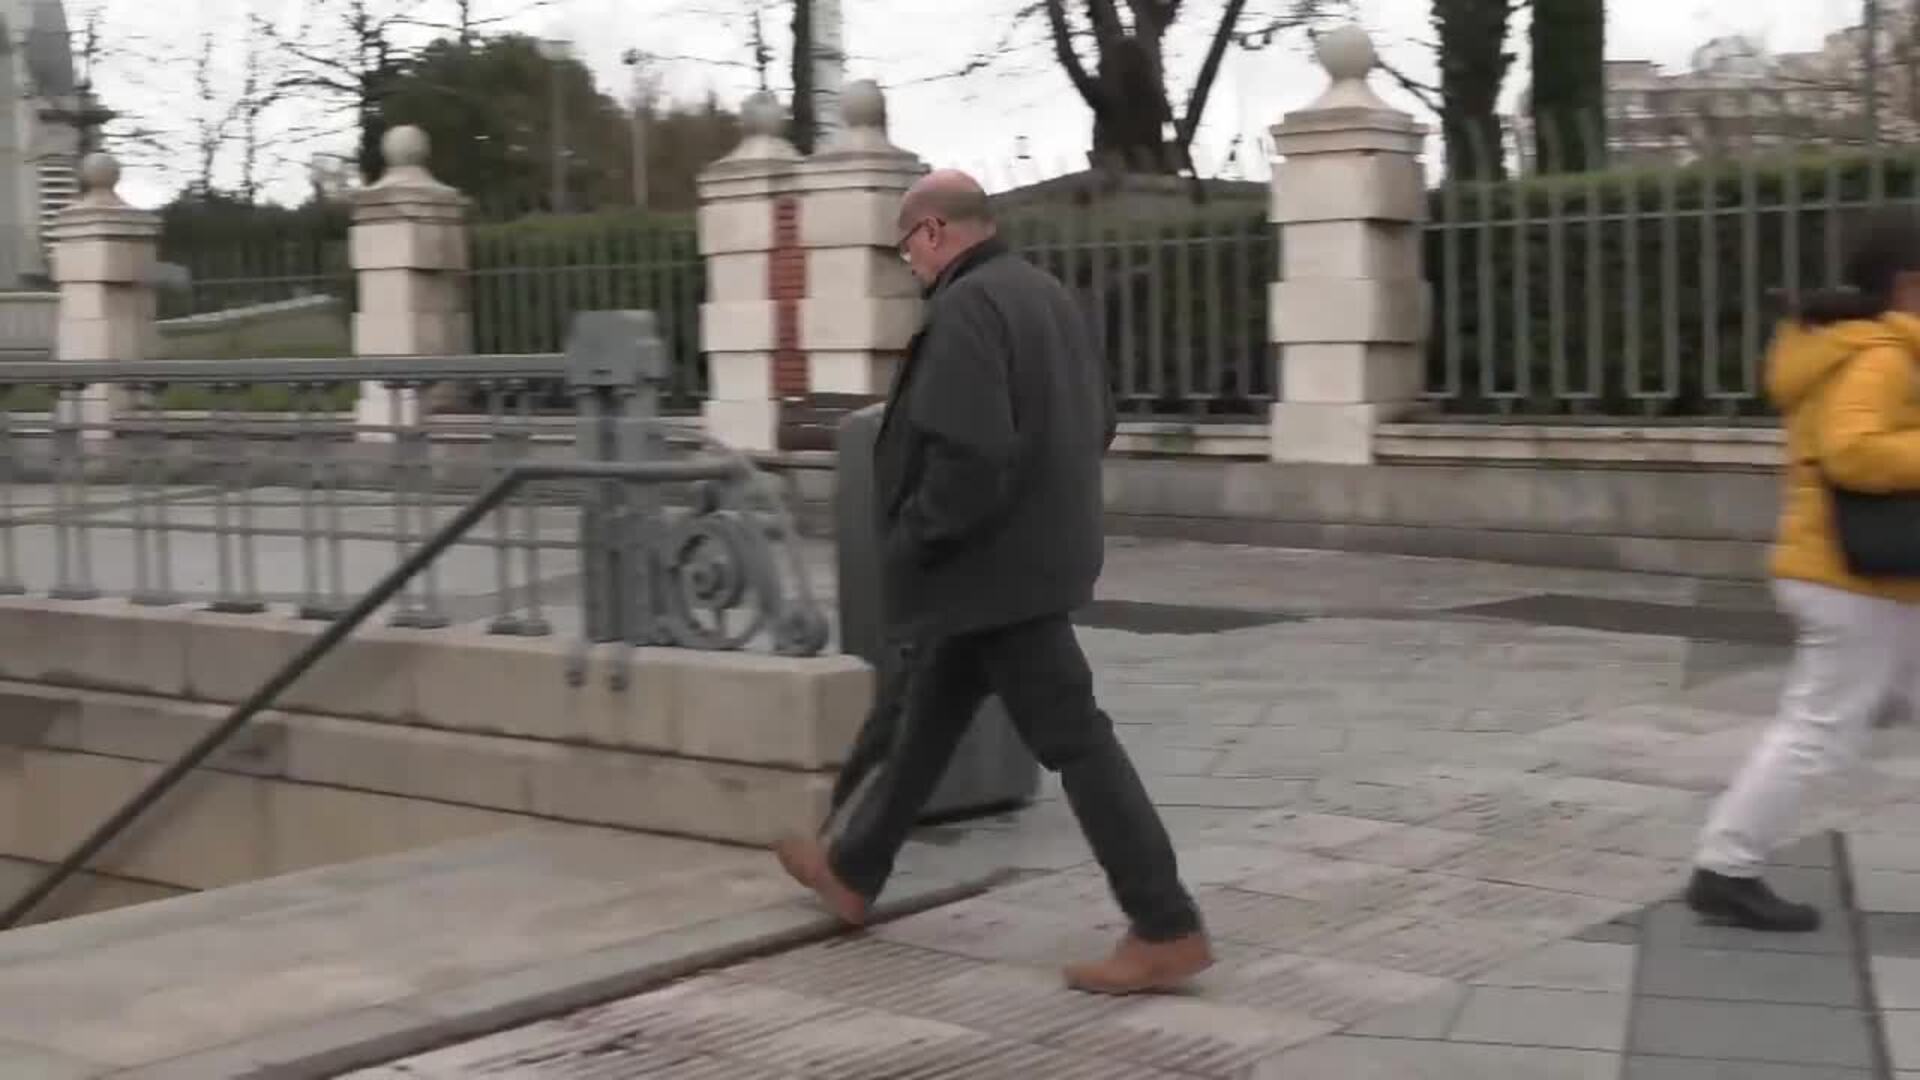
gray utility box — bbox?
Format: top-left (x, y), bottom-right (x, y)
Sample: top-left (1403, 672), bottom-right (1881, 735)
top-left (835, 404), bottom-right (1041, 821)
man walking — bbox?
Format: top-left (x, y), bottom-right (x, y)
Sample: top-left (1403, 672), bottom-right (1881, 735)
top-left (774, 170), bottom-right (1213, 995)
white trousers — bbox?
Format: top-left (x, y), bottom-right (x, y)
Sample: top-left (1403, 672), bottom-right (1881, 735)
top-left (1697, 579), bottom-right (1920, 877)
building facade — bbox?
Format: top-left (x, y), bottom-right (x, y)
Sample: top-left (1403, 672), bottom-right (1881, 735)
top-left (1515, 14), bottom-right (1920, 172)
top-left (0, 0), bottom-right (95, 287)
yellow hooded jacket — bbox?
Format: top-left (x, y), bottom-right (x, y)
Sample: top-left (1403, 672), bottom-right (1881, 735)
top-left (1770, 312), bottom-right (1920, 602)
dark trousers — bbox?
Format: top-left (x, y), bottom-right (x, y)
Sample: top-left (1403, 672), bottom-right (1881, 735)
top-left (824, 612), bottom-right (1202, 942)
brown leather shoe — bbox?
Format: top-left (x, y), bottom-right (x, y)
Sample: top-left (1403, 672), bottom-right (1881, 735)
top-left (773, 835), bottom-right (870, 926)
top-left (1063, 931), bottom-right (1215, 995)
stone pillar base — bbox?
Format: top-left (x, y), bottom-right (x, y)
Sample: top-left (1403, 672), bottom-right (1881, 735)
top-left (1270, 402), bottom-right (1402, 465)
top-left (704, 398), bottom-right (782, 453)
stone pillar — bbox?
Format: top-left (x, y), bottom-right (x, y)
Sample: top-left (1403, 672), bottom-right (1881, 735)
top-left (1267, 26), bottom-right (1429, 465)
top-left (49, 152), bottom-right (158, 434)
top-left (794, 80), bottom-right (924, 409)
top-left (350, 125), bottom-right (471, 433)
top-left (697, 92), bottom-right (802, 452)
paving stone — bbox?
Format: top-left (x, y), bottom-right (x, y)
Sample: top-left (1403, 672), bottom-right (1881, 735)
top-left (1190, 887), bottom-right (1376, 950)
top-left (1171, 845), bottom-right (1315, 887)
top-left (1856, 870), bottom-right (1920, 913)
top-left (1301, 776), bottom-right (1482, 825)
top-left (1409, 880), bottom-right (1627, 938)
top-left (1761, 864), bottom-right (1846, 911)
top-left (727, 940), bottom-right (1128, 1044)
top-left (1867, 913), bottom-right (1920, 958)
top-left (1593, 819), bottom-right (1705, 862)
top-left (1639, 946), bottom-right (1859, 1006)
top-left (1774, 833), bottom-right (1838, 869)
top-left (1250, 1036), bottom-right (1621, 1080)
top-left (1874, 957), bottom-right (1920, 1011)
top-left (1643, 902), bottom-right (1854, 956)
top-left (1474, 941), bottom-right (1637, 994)
top-left (1432, 844), bottom-right (1683, 903)
top-left (1573, 921), bottom-right (1641, 945)
top-left (1145, 774), bottom-right (1310, 810)
top-left (353, 1039), bottom-right (807, 1079)
top-left (1622, 1056), bottom-right (1869, 1079)
top-left (1344, 983), bottom-right (1471, 1038)
top-left (1884, 1010), bottom-right (1920, 1072)
top-left (1424, 797), bottom-right (1638, 845)
top-left (1049, 996), bottom-right (1337, 1076)
top-left (718, 1005), bottom-right (1000, 1080)
top-left (1628, 998), bottom-right (1875, 1069)
top-left (1235, 854), bottom-right (1437, 910)
top-left (1230, 810), bottom-right (1399, 852)
top-left (1319, 918), bottom-right (1553, 981)
top-left (0, 1040), bottom-right (105, 1080)
top-left (869, 899), bottom-right (1125, 968)
top-left (1331, 824), bottom-right (1487, 869)
top-left (1448, 986), bottom-right (1631, 1051)
top-left (1207, 952), bottom-right (1456, 1024)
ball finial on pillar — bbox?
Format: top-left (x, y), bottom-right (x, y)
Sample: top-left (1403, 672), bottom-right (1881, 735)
top-left (373, 124), bottom-right (451, 190)
top-left (741, 92), bottom-right (788, 138)
top-left (1317, 25), bottom-right (1377, 83)
top-left (78, 152), bottom-right (127, 208)
top-left (840, 80), bottom-right (886, 131)
top-left (817, 79), bottom-right (915, 158)
top-left (722, 91), bottom-right (801, 163)
top-left (1305, 24), bottom-right (1390, 111)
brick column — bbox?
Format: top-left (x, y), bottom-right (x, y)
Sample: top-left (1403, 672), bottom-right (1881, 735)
top-left (787, 80), bottom-right (925, 447)
top-left (349, 125), bottom-right (471, 433)
top-left (1268, 26), bottom-right (1430, 464)
top-left (697, 92), bottom-right (802, 452)
top-left (49, 152), bottom-right (158, 435)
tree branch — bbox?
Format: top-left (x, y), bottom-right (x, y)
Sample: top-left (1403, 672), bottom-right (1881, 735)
top-left (1087, 0), bottom-right (1127, 45)
top-left (1176, 0), bottom-right (1247, 148)
top-left (1045, 0), bottom-right (1106, 112)
top-left (1377, 55), bottom-right (1441, 113)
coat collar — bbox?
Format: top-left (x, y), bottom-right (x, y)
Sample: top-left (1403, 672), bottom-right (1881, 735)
top-left (924, 235), bottom-right (1009, 300)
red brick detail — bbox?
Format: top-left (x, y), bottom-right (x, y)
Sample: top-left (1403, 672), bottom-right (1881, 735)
top-left (769, 195), bottom-right (808, 398)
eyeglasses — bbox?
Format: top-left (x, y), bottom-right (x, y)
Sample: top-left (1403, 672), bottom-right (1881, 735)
top-left (896, 218), bottom-right (935, 260)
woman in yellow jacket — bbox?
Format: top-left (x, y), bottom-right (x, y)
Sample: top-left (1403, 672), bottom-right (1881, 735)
top-left (1692, 213), bottom-right (1920, 932)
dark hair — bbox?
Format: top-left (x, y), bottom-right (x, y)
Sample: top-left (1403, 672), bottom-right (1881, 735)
top-left (1794, 208), bottom-right (1920, 325)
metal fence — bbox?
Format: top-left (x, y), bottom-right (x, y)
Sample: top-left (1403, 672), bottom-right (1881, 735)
top-left (469, 213), bottom-right (706, 411)
top-left (156, 208), bottom-right (710, 411)
top-left (1001, 193), bottom-right (1273, 419)
top-left (1423, 119), bottom-right (1920, 418)
top-left (0, 313), bottom-right (825, 663)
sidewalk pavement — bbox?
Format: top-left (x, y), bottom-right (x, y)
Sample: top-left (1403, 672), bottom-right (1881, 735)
top-left (358, 540), bottom-right (1920, 1078)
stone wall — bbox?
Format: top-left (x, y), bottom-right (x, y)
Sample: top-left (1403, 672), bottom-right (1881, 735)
top-left (0, 598), bottom-right (870, 901)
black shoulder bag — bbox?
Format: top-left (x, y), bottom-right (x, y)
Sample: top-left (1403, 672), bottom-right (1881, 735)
top-left (1819, 356), bottom-right (1920, 576)
top-left (1828, 486), bottom-right (1920, 576)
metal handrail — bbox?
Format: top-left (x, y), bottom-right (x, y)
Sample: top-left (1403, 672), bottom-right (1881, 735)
top-left (0, 353), bottom-right (568, 386)
top-left (0, 456), bottom-right (749, 930)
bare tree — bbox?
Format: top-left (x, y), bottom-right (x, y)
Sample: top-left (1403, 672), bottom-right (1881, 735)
top-left (1043, 0), bottom-right (1348, 174)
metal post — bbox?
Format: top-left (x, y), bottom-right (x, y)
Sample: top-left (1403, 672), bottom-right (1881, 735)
top-left (566, 310), bottom-right (668, 646)
top-left (623, 49), bottom-right (655, 211)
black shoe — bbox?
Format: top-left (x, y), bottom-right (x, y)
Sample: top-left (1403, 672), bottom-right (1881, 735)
top-left (1685, 868), bottom-right (1821, 933)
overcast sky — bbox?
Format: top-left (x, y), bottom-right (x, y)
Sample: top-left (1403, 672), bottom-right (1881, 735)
top-left (87, 0), bottom-right (1871, 206)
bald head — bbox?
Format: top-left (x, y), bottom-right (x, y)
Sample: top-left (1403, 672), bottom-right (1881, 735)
top-left (900, 169), bottom-right (994, 231)
top-left (896, 169), bottom-right (997, 285)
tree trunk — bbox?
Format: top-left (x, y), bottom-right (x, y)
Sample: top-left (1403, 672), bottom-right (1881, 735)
top-left (1088, 35), bottom-right (1176, 172)
top-left (1434, 0), bottom-right (1515, 181)
top-left (1529, 0), bottom-right (1606, 173)
top-left (790, 0), bottom-right (817, 154)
